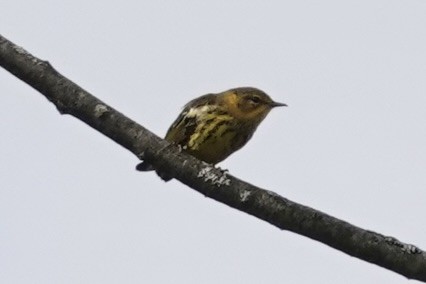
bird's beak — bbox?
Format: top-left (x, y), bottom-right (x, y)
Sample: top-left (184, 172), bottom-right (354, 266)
top-left (270, 101), bottom-right (287, 107)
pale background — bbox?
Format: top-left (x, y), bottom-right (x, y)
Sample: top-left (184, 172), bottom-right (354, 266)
top-left (1, 1), bottom-right (426, 283)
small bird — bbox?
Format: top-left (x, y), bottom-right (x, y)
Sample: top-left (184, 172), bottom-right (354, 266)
top-left (136, 87), bottom-right (287, 180)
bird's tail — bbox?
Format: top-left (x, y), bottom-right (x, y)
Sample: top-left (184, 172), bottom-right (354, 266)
top-left (136, 162), bottom-right (173, 181)
top-left (136, 161), bottom-right (155, 172)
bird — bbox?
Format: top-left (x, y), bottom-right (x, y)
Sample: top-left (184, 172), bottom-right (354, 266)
top-left (136, 87), bottom-right (287, 181)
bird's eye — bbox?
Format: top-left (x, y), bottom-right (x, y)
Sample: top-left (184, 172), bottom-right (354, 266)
top-left (249, 96), bottom-right (261, 104)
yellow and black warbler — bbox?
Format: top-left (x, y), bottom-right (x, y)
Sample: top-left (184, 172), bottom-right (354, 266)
top-left (136, 87), bottom-right (286, 180)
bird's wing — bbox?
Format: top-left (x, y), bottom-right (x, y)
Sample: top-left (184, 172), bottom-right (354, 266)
top-left (164, 93), bottom-right (218, 145)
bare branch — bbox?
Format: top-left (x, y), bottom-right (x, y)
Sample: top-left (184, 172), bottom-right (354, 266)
top-left (1, 34), bottom-right (425, 281)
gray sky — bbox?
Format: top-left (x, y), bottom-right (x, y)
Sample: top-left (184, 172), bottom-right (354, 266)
top-left (1, 1), bottom-right (426, 283)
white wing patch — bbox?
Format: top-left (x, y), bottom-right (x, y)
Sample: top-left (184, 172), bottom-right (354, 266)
top-left (186, 105), bottom-right (211, 118)
top-left (185, 105), bottom-right (214, 149)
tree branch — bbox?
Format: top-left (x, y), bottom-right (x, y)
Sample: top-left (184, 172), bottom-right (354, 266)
top-left (1, 34), bottom-right (425, 281)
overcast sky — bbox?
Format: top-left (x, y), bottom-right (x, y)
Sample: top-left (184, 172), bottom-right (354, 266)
top-left (1, 1), bottom-right (426, 283)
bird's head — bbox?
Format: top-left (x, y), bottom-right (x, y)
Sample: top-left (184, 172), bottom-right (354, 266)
top-left (223, 87), bottom-right (287, 122)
